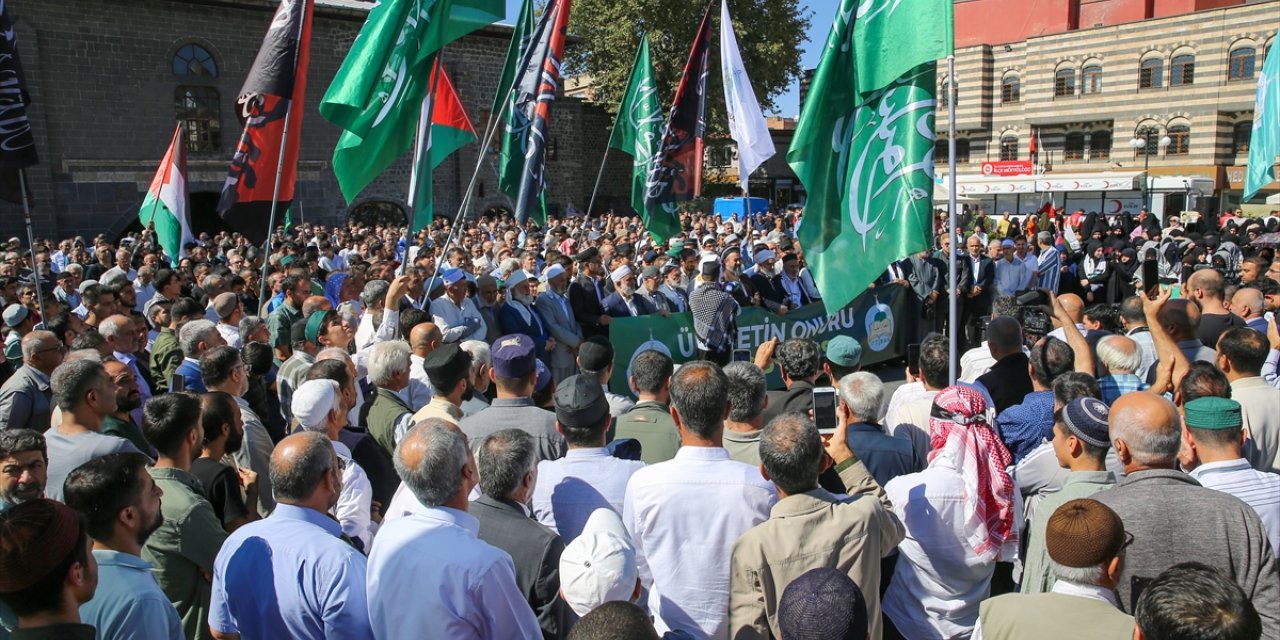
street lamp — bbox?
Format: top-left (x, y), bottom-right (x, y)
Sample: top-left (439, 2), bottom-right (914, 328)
top-left (1128, 126), bottom-right (1172, 214)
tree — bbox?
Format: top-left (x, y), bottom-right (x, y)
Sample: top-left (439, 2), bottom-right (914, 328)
top-left (565, 0), bottom-right (810, 130)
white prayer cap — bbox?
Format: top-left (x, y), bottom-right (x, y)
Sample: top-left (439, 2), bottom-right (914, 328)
top-left (610, 264), bottom-right (633, 284)
top-left (542, 263), bottom-right (567, 282)
top-left (753, 249), bottom-right (776, 264)
top-left (558, 509), bottom-right (638, 617)
top-left (291, 379), bottom-right (341, 432)
top-left (505, 269), bottom-right (532, 290)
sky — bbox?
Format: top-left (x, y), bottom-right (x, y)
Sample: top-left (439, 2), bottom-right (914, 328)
top-left (500, 0), bottom-right (830, 118)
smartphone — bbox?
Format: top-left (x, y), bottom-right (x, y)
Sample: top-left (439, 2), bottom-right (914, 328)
top-left (169, 374), bottom-right (185, 393)
top-left (907, 343), bottom-right (921, 377)
top-left (1142, 259), bottom-right (1159, 299)
top-left (813, 386), bottom-right (838, 434)
top-left (732, 348), bottom-right (751, 363)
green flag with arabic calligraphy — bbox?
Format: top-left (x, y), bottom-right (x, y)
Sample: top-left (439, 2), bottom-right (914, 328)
top-left (788, 0), bottom-right (952, 312)
top-left (608, 35), bottom-right (677, 242)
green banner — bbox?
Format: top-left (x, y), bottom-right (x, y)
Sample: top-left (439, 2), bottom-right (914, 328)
top-left (607, 284), bottom-right (911, 393)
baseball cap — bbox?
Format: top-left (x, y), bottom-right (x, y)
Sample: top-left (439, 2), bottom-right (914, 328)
top-left (558, 508), bottom-right (639, 617)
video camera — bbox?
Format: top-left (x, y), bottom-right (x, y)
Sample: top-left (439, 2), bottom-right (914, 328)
top-left (1015, 289), bottom-right (1053, 350)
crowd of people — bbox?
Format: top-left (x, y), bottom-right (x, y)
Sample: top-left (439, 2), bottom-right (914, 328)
top-left (0, 202), bottom-right (1276, 640)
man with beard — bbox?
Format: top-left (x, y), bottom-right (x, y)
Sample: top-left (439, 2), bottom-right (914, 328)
top-left (0, 429), bottom-right (46, 511)
top-left (499, 270), bottom-right (556, 362)
top-left (411, 343), bottom-right (473, 428)
top-left (64, 452), bottom-right (184, 639)
top-left (601, 265), bottom-right (656, 318)
top-left (102, 359), bottom-right (154, 458)
top-left (430, 268), bottom-right (487, 344)
top-left (639, 266), bottom-right (672, 316)
top-left (192, 392), bottom-right (259, 533)
top-left (535, 263), bottom-right (583, 383)
top-left (568, 247), bottom-right (612, 339)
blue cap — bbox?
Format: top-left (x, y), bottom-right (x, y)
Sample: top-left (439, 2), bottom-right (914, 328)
top-left (1001, 239), bottom-right (1015, 248)
top-left (492, 334), bottom-right (537, 378)
top-left (442, 268), bottom-right (466, 286)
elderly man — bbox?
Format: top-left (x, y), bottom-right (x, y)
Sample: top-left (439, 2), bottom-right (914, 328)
top-left (536, 262), bottom-right (582, 382)
top-left (976, 499), bottom-right (1134, 640)
top-left (624, 362), bottom-right (777, 638)
top-left (101, 313), bottom-right (154, 424)
top-left (209, 432), bottom-right (375, 640)
top-left (0, 331), bottom-right (63, 431)
top-left (366, 420), bottom-right (542, 639)
top-left (1215, 328), bottom-right (1280, 474)
top-left (461, 334), bottom-right (565, 462)
top-left (44, 359), bottom-right (142, 502)
top-left (601, 264), bottom-right (655, 318)
top-left (1093, 392), bottom-right (1278, 628)
top-left (0, 429), bottom-right (46, 510)
top-left (430, 268), bottom-right (487, 343)
top-left (63, 452), bottom-right (183, 640)
top-left (366, 340), bottom-right (416, 455)
top-left (173, 319), bottom-right (225, 394)
top-left (292, 378), bottom-right (377, 552)
top-left (1096, 335), bottom-right (1147, 405)
top-left (1178, 396), bottom-right (1280, 553)
top-left (839, 372), bottom-right (919, 486)
top-left (499, 269), bottom-right (555, 361)
top-left (402, 322), bottom-right (440, 411)
top-left (730, 413), bottom-right (904, 640)
top-left (471, 429), bottom-right (566, 639)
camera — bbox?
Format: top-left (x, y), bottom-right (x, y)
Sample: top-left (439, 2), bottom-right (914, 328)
top-left (1014, 289), bottom-right (1052, 349)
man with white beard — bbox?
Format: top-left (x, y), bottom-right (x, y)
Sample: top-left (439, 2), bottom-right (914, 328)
top-left (498, 270), bottom-right (555, 363)
top-left (535, 263), bottom-right (583, 382)
top-left (601, 265), bottom-right (656, 318)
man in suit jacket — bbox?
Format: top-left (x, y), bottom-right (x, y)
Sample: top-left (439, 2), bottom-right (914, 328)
top-left (535, 264), bottom-right (583, 383)
top-left (928, 234), bottom-right (972, 339)
top-left (471, 428), bottom-right (566, 640)
top-left (600, 265), bottom-right (656, 319)
top-left (498, 270), bottom-right (555, 364)
top-left (777, 254), bottom-right (817, 310)
top-left (748, 250), bottom-right (789, 314)
top-left (568, 248), bottom-right (611, 339)
top-left (658, 264), bottom-right (690, 313)
top-left (962, 234), bottom-right (996, 351)
top-left (0, 331), bottom-right (63, 431)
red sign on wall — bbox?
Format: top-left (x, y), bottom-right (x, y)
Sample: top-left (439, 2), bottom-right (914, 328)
top-left (981, 161), bottom-right (1034, 176)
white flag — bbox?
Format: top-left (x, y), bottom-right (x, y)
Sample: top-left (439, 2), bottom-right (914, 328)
top-left (720, 0), bottom-right (775, 195)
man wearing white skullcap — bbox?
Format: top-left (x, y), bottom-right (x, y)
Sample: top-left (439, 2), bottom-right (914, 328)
top-left (293, 378), bottom-right (378, 552)
top-left (600, 264), bottom-right (655, 319)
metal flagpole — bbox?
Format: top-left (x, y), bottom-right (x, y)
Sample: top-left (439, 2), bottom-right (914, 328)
top-left (584, 145), bottom-right (611, 217)
top-left (257, 0), bottom-right (309, 308)
top-left (946, 55), bottom-right (959, 385)
top-left (17, 170), bottom-right (47, 324)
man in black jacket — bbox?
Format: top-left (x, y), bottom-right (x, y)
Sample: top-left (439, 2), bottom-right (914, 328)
top-left (568, 247), bottom-right (611, 339)
top-left (962, 234), bottom-right (996, 352)
top-left (976, 317), bottom-right (1033, 414)
top-left (471, 428), bottom-right (565, 639)
top-left (761, 338), bottom-right (823, 427)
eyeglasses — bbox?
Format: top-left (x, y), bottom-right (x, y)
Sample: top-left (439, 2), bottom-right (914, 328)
top-left (32, 344), bottom-right (66, 356)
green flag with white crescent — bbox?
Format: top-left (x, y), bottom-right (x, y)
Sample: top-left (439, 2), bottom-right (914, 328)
top-left (788, 0), bottom-right (953, 312)
top-left (608, 35), bottom-right (676, 242)
top-left (1245, 29), bottom-right (1279, 202)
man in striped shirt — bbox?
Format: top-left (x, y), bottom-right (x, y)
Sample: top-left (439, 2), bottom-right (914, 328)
top-left (1181, 396), bottom-right (1280, 553)
top-left (1035, 231), bottom-right (1061, 293)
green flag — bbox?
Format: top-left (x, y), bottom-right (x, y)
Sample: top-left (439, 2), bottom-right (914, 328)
top-left (788, 0), bottom-right (952, 312)
top-left (320, 0), bottom-right (503, 204)
top-left (490, 0), bottom-right (536, 123)
top-left (1245, 29), bottom-right (1279, 202)
top-left (607, 35), bottom-right (676, 242)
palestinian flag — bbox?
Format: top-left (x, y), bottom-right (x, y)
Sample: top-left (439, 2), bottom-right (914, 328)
top-left (409, 58), bottom-right (478, 233)
top-left (140, 125), bottom-right (194, 267)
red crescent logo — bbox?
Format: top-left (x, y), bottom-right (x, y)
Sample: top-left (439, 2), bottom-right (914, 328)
top-left (1108, 200), bottom-right (1123, 214)
top-left (1073, 181), bottom-right (1080, 189)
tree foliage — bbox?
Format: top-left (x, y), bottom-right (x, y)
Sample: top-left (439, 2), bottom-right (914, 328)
top-left (564, 0), bottom-right (811, 131)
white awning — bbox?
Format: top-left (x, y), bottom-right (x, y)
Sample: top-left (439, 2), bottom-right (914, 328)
top-left (1034, 172), bottom-right (1143, 192)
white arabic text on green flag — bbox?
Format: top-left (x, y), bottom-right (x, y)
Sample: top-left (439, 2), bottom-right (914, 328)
top-left (787, 0), bottom-right (952, 312)
top-left (1245, 29), bottom-right (1279, 201)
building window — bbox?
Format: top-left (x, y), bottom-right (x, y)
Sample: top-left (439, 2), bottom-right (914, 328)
top-left (1234, 121), bottom-right (1253, 155)
top-left (1166, 123), bottom-right (1190, 155)
top-left (1000, 73), bottom-right (1020, 104)
top-left (940, 75), bottom-right (954, 107)
top-left (956, 139), bottom-right (971, 164)
top-left (1229, 47), bottom-right (1256, 81)
top-left (175, 86), bottom-right (221, 152)
top-left (1000, 134), bottom-right (1019, 161)
top-left (1171, 54), bottom-right (1195, 86)
top-left (936, 139), bottom-right (971, 163)
top-left (1054, 68), bottom-right (1075, 97)
top-left (1064, 133), bottom-right (1085, 160)
top-left (1139, 57), bottom-right (1163, 89)
top-left (172, 43), bottom-right (218, 78)
top-left (707, 145), bottom-right (733, 167)
top-left (1081, 64), bottom-right (1102, 95)
top-left (1089, 131), bottom-right (1111, 160)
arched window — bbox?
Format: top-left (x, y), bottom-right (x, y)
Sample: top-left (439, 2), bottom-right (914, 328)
top-left (1081, 64), bottom-right (1102, 95)
top-left (1054, 67), bottom-right (1075, 98)
top-left (1166, 122), bottom-right (1190, 155)
top-left (1134, 122), bottom-right (1161, 156)
top-left (1229, 47), bottom-right (1256, 81)
top-left (1171, 53), bottom-right (1195, 86)
top-left (1234, 121), bottom-right (1253, 155)
top-left (1000, 134), bottom-right (1019, 161)
top-left (1089, 131), bottom-right (1112, 160)
top-left (940, 75), bottom-right (955, 107)
top-left (1064, 133), bottom-right (1085, 160)
top-left (172, 43), bottom-right (218, 78)
top-left (1139, 56), bottom-right (1163, 89)
top-left (956, 139), bottom-right (971, 164)
top-left (175, 86), bottom-right (221, 152)
top-left (1000, 73), bottom-right (1020, 104)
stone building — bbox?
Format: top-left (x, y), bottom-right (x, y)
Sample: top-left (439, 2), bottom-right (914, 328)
top-left (0, 0), bottom-right (631, 241)
top-left (936, 0), bottom-right (1280, 215)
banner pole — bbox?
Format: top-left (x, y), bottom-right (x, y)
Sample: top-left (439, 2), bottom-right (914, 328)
top-left (18, 170), bottom-right (47, 324)
top-left (257, 0), bottom-right (308, 308)
top-left (584, 145), bottom-right (611, 218)
top-left (946, 55), bottom-right (959, 385)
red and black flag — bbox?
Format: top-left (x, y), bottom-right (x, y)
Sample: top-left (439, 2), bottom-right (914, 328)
top-left (218, 0), bottom-right (313, 245)
top-left (644, 2), bottom-right (713, 217)
top-left (0, 0), bottom-right (38, 204)
top-left (496, 0), bottom-right (573, 224)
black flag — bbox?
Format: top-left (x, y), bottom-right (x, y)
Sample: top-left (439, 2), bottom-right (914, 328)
top-left (644, 2), bottom-right (713, 214)
top-left (0, 0), bottom-right (38, 204)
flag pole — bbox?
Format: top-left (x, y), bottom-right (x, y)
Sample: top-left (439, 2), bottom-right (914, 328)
top-left (257, 0), bottom-right (309, 308)
top-left (402, 51), bottom-right (445, 279)
top-left (946, 55), bottom-right (959, 385)
top-left (584, 145), bottom-right (611, 217)
top-left (17, 169), bottom-right (47, 324)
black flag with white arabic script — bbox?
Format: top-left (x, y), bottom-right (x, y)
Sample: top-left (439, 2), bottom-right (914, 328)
top-left (0, 0), bottom-right (38, 204)
top-left (644, 2), bottom-right (713, 216)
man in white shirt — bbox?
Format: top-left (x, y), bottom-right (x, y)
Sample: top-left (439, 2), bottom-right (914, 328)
top-left (292, 379), bottom-right (377, 553)
top-left (430, 268), bottom-right (487, 343)
top-left (404, 322), bottom-right (441, 412)
top-left (367, 420), bottom-right (541, 639)
top-left (1217, 328), bottom-right (1280, 474)
top-left (1014, 236), bottom-right (1038, 291)
top-left (624, 362), bottom-right (776, 639)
